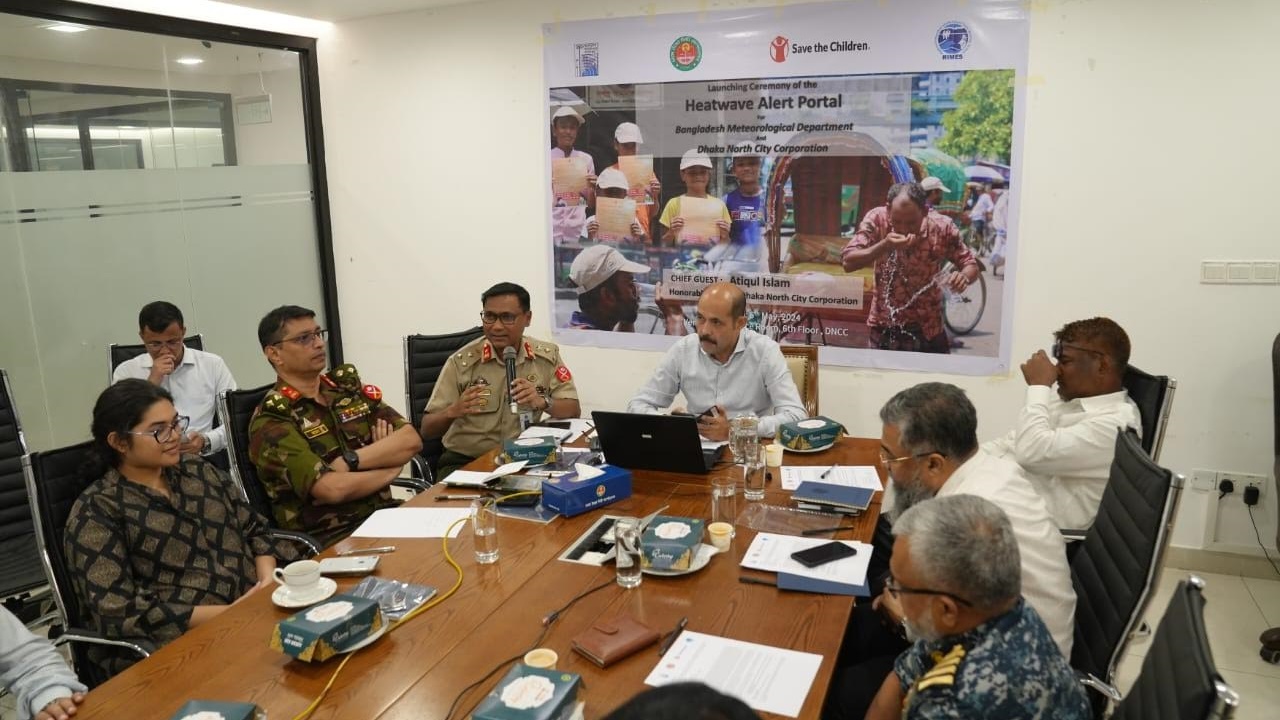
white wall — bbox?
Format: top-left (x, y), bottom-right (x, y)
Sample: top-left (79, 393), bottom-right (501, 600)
top-left (315, 0), bottom-right (1279, 554)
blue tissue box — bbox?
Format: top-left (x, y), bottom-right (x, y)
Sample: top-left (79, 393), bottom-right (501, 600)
top-left (541, 464), bottom-right (631, 517)
top-left (169, 700), bottom-right (263, 720)
top-left (473, 663), bottom-right (581, 720)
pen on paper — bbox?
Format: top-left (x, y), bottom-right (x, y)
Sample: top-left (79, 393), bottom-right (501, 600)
top-left (658, 616), bottom-right (689, 655)
top-left (337, 545), bottom-right (396, 556)
top-left (738, 576), bottom-right (777, 587)
top-left (819, 463), bottom-right (839, 479)
top-left (436, 494), bottom-right (484, 501)
top-left (801, 526), bottom-right (853, 536)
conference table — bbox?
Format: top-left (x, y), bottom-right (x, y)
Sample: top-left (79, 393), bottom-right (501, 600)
top-left (73, 437), bottom-right (884, 720)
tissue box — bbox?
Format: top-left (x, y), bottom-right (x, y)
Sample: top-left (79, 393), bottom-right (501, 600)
top-left (640, 515), bottom-right (705, 571)
top-left (270, 594), bottom-right (383, 662)
top-left (473, 663), bottom-right (581, 720)
top-left (778, 416), bottom-right (844, 452)
top-left (169, 700), bottom-right (263, 720)
top-left (541, 464), bottom-right (631, 517)
top-left (503, 436), bottom-right (558, 465)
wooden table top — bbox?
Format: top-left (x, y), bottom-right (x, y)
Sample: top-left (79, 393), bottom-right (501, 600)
top-left (72, 438), bottom-right (883, 720)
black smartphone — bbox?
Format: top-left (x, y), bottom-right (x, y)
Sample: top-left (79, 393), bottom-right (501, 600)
top-left (790, 541), bottom-right (857, 568)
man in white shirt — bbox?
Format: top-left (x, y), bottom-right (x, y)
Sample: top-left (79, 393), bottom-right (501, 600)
top-left (984, 317), bottom-right (1141, 530)
top-left (626, 282), bottom-right (805, 441)
top-left (112, 301), bottom-right (237, 459)
top-left (826, 382), bottom-right (1075, 720)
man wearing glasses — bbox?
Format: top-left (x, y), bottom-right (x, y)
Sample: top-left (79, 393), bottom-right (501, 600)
top-left (421, 282), bottom-right (580, 478)
top-left (864, 496), bottom-right (1090, 720)
top-left (112, 301), bottom-right (237, 460)
top-left (824, 382), bottom-right (1072, 720)
top-left (983, 317), bottom-right (1140, 530)
top-left (249, 305), bottom-right (423, 547)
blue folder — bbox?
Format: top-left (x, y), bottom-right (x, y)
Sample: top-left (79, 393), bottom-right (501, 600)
top-left (791, 481), bottom-right (875, 511)
top-left (776, 572), bottom-right (870, 597)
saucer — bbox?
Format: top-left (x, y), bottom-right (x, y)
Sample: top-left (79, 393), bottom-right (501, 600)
top-left (643, 543), bottom-right (719, 577)
top-left (339, 622), bottom-right (389, 654)
top-left (272, 577), bottom-right (337, 609)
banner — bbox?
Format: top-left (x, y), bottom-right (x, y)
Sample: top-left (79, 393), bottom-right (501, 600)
top-left (544, 0), bottom-right (1028, 374)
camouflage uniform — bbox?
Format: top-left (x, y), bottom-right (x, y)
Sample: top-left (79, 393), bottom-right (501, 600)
top-left (249, 363), bottom-right (405, 547)
top-left (426, 336), bottom-right (579, 464)
top-left (895, 600), bottom-right (1091, 719)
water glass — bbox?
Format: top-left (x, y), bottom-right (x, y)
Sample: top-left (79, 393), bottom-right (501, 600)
top-left (711, 477), bottom-right (738, 536)
top-left (729, 415), bottom-right (760, 465)
top-left (615, 518), bottom-right (643, 588)
top-left (471, 498), bottom-right (500, 564)
top-left (743, 448), bottom-right (766, 501)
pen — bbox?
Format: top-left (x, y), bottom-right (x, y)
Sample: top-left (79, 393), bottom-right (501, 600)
top-left (436, 494), bottom-right (485, 501)
top-left (801, 525), bottom-right (853, 536)
top-left (819, 463), bottom-right (839, 479)
top-left (657, 616), bottom-right (689, 656)
top-left (337, 545), bottom-right (396, 556)
top-left (738, 576), bottom-right (777, 587)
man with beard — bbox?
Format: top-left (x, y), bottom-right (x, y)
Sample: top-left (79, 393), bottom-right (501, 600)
top-left (864, 496), bottom-right (1090, 720)
top-left (567, 245), bottom-right (648, 332)
top-left (823, 382), bottom-right (1073, 720)
top-left (627, 282), bottom-right (804, 441)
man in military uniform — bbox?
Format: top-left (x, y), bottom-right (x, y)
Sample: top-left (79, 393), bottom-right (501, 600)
top-left (249, 305), bottom-right (423, 547)
top-left (420, 282), bottom-right (580, 478)
top-left (863, 495), bottom-right (1090, 720)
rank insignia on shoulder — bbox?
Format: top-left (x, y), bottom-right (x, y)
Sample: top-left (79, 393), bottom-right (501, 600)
top-left (263, 392), bottom-right (292, 416)
top-left (320, 374), bottom-right (338, 388)
top-left (362, 384), bottom-right (382, 401)
top-left (279, 385), bottom-right (301, 401)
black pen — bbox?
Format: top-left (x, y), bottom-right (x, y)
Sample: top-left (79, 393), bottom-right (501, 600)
top-left (435, 494), bottom-right (484, 501)
top-left (738, 576), bottom-right (777, 587)
top-left (801, 525), bottom-right (854, 536)
top-left (819, 463), bottom-right (839, 479)
top-left (658, 616), bottom-right (689, 655)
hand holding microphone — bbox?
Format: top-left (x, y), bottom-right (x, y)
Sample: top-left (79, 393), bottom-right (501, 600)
top-left (503, 346), bottom-right (519, 415)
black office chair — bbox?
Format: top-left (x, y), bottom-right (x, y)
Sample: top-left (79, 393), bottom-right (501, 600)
top-left (1109, 576), bottom-right (1238, 720)
top-left (23, 442), bottom-right (149, 688)
top-left (107, 334), bottom-right (204, 383)
top-left (219, 386), bottom-right (425, 549)
top-left (404, 328), bottom-right (484, 479)
top-left (1121, 365), bottom-right (1177, 462)
top-left (0, 369), bottom-right (55, 628)
top-left (1069, 429), bottom-right (1184, 717)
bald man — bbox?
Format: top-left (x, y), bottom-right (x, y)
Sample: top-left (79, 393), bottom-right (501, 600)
top-left (627, 282), bottom-right (806, 441)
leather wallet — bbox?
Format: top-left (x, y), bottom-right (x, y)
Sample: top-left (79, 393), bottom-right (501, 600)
top-left (570, 615), bottom-right (661, 667)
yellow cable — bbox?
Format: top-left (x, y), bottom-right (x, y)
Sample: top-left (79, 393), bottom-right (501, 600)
top-left (290, 515), bottom-right (470, 720)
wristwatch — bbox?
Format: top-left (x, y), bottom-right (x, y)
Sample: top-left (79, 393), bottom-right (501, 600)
top-left (343, 450), bottom-right (360, 471)
top-left (537, 388), bottom-right (553, 411)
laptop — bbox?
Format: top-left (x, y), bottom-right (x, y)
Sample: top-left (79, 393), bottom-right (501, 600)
top-left (591, 411), bottom-right (724, 474)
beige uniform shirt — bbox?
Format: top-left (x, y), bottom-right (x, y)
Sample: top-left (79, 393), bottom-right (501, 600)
top-left (426, 335), bottom-right (579, 458)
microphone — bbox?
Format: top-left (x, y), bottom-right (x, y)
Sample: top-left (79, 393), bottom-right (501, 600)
top-left (503, 346), bottom-right (518, 415)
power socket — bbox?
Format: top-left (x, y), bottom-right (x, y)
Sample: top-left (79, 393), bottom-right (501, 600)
top-left (1218, 472), bottom-right (1266, 504)
top-left (1244, 485), bottom-right (1260, 506)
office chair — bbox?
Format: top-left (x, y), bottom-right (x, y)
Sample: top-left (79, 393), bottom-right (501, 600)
top-left (0, 369), bottom-right (55, 628)
top-left (1121, 364), bottom-right (1177, 462)
top-left (780, 344), bottom-right (819, 417)
top-left (404, 327), bottom-right (484, 479)
top-left (107, 333), bottom-right (204, 384)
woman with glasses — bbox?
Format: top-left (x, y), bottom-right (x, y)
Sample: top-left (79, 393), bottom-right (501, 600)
top-left (64, 379), bottom-right (285, 678)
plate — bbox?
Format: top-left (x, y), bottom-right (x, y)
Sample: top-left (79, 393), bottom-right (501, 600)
top-left (271, 577), bottom-right (337, 609)
top-left (782, 443), bottom-right (835, 454)
top-left (643, 543), bottom-right (720, 577)
top-left (338, 622), bottom-right (389, 654)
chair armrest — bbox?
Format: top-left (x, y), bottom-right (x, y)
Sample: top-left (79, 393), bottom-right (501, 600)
top-left (53, 629), bottom-right (150, 659)
top-left (1060, 528), bottom-right (1087, 543)
top-left (409, 456), bottom-right (435, 486)
top-left (393, 476), bottom-right (431, 494)
top-left (269, 529), bottom-right (323, 556)
top-left (1076, 670), bottom-right (1122, 703)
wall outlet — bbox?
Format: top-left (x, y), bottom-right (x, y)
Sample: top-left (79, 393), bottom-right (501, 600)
top-left (1218, 472), bottom-right (1266, 501)
top-left (1190, 469), bottom-right (1218, 492)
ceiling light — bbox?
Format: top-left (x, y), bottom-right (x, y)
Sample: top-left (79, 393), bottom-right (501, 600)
top-left (175, 57), bottom-right (204, 66)
top-left (45, 23), bottom-right (89, 33)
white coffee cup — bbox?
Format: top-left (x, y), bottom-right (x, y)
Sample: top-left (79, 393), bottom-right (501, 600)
top-left (524, 648), bottom-right (558, 669)
top-left (273, 559), bottom-right (321, 595)
top-left (764, 443), bottom-right (784, 468)
top-left (707, 522), bottom-right (733, 551)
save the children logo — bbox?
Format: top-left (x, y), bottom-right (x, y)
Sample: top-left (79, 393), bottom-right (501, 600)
top-left (935, 22), bottom-right (970, 59)
top-left (669, 35), bottom-right (703, 71)
top-left (769, 35), bottom-right (788, 63)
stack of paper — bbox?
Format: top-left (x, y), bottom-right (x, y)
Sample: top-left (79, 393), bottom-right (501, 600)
top-left (782, 465), bottom-right (881, 513)
top-left (442, 460), bottom-right (527, 487)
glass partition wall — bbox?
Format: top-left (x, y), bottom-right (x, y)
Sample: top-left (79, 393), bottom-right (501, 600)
top-left (0, 2), bottom-right (339, 450)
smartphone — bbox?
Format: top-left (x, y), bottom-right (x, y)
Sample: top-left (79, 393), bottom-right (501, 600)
top-left (318, 556), bottom-right (380, 576)
top-left (790, 541), bottom-right (857, 568)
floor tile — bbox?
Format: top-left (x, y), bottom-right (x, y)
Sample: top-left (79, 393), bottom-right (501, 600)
top-left (1243, 575), bottom-right (1280, 627)
top-left (1218, 668), bottom-right (1280, 720)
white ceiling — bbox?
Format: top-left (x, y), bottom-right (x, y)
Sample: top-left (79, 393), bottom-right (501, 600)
top-left (210, 0), bottom-right (485, 22)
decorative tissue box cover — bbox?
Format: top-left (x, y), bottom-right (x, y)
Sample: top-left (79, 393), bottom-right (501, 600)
top-left (270, 593), bottom-right (382, 662)
top-left (503, 437), bottom-right (557, 465)
top-left (473, 663), bottom-right (581, 720)
top-left (541, 464), bottom-right (631, 517)
top-left (640, 515), bottom-right (704, 571)
top-left (778, 416), bottom-right (843, 452)
top-left (168, 700), bottom-right (263, 720)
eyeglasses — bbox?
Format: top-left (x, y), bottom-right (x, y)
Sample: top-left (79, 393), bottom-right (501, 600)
top-left (885, 574), bottom-right (973, 607)
top-left (143, 339), bottom-right (186, 351)
top-left (877, 450), bottom-right (941, 467)
top-left (480, 311), bottom-right (523, 326)
top-left (1051, 340), bottom-right (1104, 362)
top-left (273, 328), bottom-right (328, 347)
top-left (128, 415), bottom-right (190, 444)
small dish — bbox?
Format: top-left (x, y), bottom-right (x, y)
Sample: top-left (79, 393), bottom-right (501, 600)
top-left (337, 622), bottom-right (389, 653)
top-left (271, 577), bottom-right (337, 609)
top-left (782, 443), bottom-right (835, 454)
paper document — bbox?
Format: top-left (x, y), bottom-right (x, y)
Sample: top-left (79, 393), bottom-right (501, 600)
top-left (678, 196), bottom-right (723, 245)
top-left (779, 465), bottom-right (882, 492)
top-left (519, 425), bottom-right (572, 442)
top-left (644, 631), bottom-right (822, 717)
top-left (619, 154), bottom-right (655, 204)
top-left (352, 508), bottom-right (471, 538)
top-left (443, 460), bottom-right (528, 487)
top-left (700, 439), bottom-right (729, 451)
top-left (595, 197), bottom-right (637, 242)
top-left (741, 533), bottom-right (873, 585)
top-left (552, 157), bottom-right (588, 203)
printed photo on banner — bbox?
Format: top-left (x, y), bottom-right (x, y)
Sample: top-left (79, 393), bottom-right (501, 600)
top-left (544, 2), bottom-right (1027, 374)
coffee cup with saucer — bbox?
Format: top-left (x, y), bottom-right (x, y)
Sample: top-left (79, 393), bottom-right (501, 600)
top-left (271, 560), bottom-right (337, 608)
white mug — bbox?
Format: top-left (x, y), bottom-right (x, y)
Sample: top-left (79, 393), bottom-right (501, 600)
top-left (273, 559), bottom-right (321, 593)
